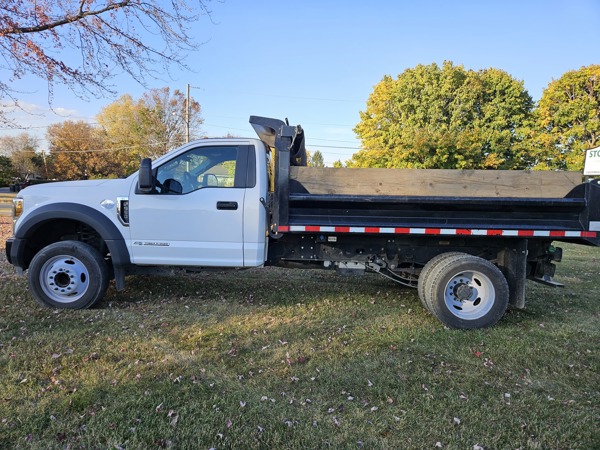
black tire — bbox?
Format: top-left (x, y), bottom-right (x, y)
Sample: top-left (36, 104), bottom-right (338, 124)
top-left (417, 252), bottom-right (465, 309)
top-left (28, 241), bottom-right (110, 309)
top-left (423, 254), bottom-right (509, 329)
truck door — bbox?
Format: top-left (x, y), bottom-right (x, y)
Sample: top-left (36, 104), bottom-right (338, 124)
top-left (128, 144), bottom-right (254, 266)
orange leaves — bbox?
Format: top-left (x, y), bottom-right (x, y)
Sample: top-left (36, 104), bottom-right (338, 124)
top-left (46, 120), bottom-right (111, 180)
top-left (0, 0), bottom-right (212, 117)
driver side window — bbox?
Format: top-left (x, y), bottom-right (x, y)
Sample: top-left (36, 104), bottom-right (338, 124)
top-left (155, 146), bottom-right (238, 194)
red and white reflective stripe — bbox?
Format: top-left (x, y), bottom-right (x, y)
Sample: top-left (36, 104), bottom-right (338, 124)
top-left (276, 225), bottom-right (597, 238)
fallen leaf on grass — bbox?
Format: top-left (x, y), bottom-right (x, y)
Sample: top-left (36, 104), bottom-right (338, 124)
top-left (83, 352), bottom-right (99, 362)
top-left (168, 410), bottom-right (179, 427)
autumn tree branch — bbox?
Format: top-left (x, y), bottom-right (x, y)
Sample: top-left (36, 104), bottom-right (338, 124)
top-left (0, 0), bottom-right (211, 125)
top-left (0, 1), bottom-right (131, 35)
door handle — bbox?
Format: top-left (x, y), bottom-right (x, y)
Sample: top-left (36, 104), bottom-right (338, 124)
top-left (217, 201), bottom-right (238, 210)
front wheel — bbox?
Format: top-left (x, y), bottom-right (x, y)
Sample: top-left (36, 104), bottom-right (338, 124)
top-left (28, 241), bottom-right (110, 309)
top-left (422, 254), bottom-right (509, 329)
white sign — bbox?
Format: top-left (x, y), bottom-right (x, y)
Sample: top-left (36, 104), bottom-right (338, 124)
top-left (584, 146), bottom-right (600, 176)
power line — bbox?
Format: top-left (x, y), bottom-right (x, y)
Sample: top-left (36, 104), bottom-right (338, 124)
top-left (0, 125), bottom-right (54, 131)
top-left (308, 137), bottom-right (359, 144)
top-left (308, 143), bottom-right (360, 150)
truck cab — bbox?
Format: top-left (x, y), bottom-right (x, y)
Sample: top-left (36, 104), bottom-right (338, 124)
top-left (127, 138), bottom-right (269, 267)
top-left (7, 137), bottom-right (271, 310)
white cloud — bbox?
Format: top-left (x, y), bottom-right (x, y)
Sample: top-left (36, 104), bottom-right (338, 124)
top-left (53, 107), bottom-right (81, 117)
top-left (1, 101), bottom-right (89, 134)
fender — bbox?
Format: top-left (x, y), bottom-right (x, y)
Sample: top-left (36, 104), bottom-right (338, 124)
top-left (10, 203), bottom-right (130, 289)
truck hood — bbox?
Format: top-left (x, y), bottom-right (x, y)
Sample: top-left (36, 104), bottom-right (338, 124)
top-left (19, 178), bottom-right (129, 195)
top-left (17, 178), bottom-right (134, 220)
top-left (28, 179), bottom-right (115, 189)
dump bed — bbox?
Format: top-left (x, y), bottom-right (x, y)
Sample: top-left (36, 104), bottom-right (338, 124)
top-left (284, 183), bottom-right (599, 247)
top-left (249, 116), bottom-right (600, 247)
top-left (284, 168), bottom-right (599, 246)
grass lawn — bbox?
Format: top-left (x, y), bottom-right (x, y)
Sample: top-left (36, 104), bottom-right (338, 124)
top-left (0, 235), bottom-right (598, 449)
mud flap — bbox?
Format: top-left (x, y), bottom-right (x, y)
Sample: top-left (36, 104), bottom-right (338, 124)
top-left (497, 240), bottom-right (528, 309)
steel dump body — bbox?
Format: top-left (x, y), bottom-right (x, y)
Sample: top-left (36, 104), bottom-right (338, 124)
top-left (283, 187), bottom-right (599, 246)
top-left (248, 116), bottom-right (599, 248)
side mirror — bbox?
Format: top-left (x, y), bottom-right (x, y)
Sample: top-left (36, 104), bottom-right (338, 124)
top-left (138, 158), bottom-right (154, 193)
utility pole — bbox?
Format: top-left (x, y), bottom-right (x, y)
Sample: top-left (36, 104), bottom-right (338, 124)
top-left (185, 83), bottom-right (190, 143)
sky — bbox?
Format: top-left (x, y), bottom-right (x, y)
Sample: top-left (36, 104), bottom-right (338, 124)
top-left (1, 0), bottom-right (599, 166)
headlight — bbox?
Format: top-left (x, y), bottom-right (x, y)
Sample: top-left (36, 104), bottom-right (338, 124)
top-left (12, 198), bottom-right (23, 233)
top-left (12, 198), bottom-right (23, 218)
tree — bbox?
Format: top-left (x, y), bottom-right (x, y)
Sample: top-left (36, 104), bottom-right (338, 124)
top-left (0, 155), bottom-right (15, 185)
top-left (533, 65), bottom-right (600, 171)
top-left (47, 121), bottom-right (109, 180)
top-left (0, 0), bottom-right (211, 123)
top-left (139, 87), bottom-right (203, 155)
top-left (0, 133), bottom-right (40, 176)
top-left (96, 87), bottom-right (203, 175)
top-left (308, 149), bottom-right (325, 167)
top-left (351, 62), bottom-right (534, 169)
top-left (95, 94), bottom-right (147, 177)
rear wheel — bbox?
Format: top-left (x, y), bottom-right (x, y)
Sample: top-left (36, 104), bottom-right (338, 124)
top-left (28, 241), bottom-right (110, 309)
top-left (423, 254), bottom-right (509, 329)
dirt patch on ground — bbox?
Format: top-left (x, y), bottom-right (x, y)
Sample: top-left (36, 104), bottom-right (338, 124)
top-left (0, 220), bottom-right (15, 279)
top-left (0, 219), bottom-right (11, 241)
top-left (0, 219), bottom-right (11, 261)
